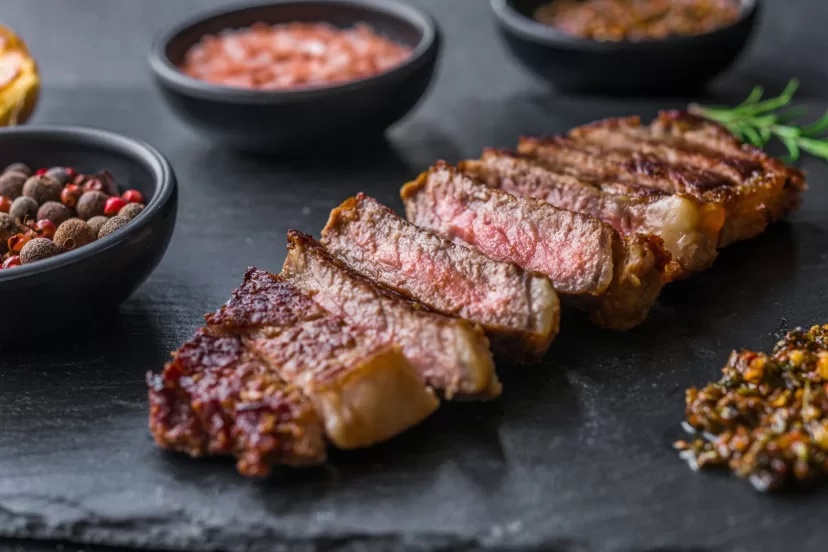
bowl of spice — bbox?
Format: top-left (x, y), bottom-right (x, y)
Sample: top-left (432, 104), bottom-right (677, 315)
top-left (491, 0), bottom-right (759, 94)
top-left (0, 126), bottom-right (177, 345)
top-left (149, 0), bottom-right (440, 152)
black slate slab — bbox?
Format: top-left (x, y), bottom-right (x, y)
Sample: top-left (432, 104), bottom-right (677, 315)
top-left (1, 1), bottom-right (828, 551)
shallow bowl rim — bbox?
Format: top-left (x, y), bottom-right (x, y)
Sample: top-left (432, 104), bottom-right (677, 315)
top-left (149, 0), bottom-right (439, 103)
top-left (0, 124), bottom-right (176, 284)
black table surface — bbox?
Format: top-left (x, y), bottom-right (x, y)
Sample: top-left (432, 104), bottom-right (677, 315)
top-left (2, 1), bottom-right (828, 551)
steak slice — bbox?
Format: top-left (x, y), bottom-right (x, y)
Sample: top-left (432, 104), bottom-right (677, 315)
top-left (554, 111), bottom-right (806, 246)
top-left (206, 268), bottom-right (438, 450)
top-left (402, 162), bottom-right (677, 330)
top-left (321, 193), bottom-right (560, 363)
top-left (147, 328), bottom-right (326, 477)
top-left (282, 230), bottom-right (501, 399)
top-left (461, 149), bottom-right (725, 274)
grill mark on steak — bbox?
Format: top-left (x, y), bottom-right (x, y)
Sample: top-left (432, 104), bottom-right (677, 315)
top-left (463, 149), bottom-right (724, 274)
top-left (402, 163), bottom-right (677, 330)
top-left (147, 328), bottom-right (326, 477)
top-left (207, 268), bottom-right (438, 450)
top-left (321, 193), bottom-right (560, 363)
top-left (282, 230), bottom-right (501, 400)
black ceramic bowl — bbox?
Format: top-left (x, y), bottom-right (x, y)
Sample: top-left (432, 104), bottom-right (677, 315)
top-left (0, 126), bottom-right (177, 346)
top-left (492, 0), bottom-right (759, 95)
top-left (149, 0), bottom-right (440, 152)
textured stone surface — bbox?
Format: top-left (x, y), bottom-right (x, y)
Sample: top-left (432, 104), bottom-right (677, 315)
top-left (1, 1), bottom-right (827, 551)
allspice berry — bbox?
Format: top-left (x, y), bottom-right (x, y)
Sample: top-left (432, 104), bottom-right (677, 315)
top-left (9, 196), bottom-right (38, 223)
top-left (98, 215), bottom-right (129, 239)
top-left (45, 167), bottom-right (72, 185)
top-left (0, 213), bottom-right (19, 253)
top-left (22, 175), bottom-right (62, 204)
top-left (4, 162), bottom-right (31, 177)
top-left (37, 201), bottom-right (73, 226)
top-left (19, 237), bottom-right (60, 264)
top-left (76, 190), bottom-right (108, 220)
top-left (86, 216), bottom-right (109, 236)
top-left (53, 218), bottom-right (95, 251)
top-left (0, 171), bottom-right (26, 199)
top-left (118, 202), bottom-right (144, 221)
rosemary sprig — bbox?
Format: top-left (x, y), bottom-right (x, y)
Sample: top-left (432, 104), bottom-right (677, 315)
top-left (688, 79), bottom-right (828, 163)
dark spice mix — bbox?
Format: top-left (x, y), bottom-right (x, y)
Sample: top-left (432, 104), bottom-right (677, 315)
top-left (676, 325), bottom-right (828, 491)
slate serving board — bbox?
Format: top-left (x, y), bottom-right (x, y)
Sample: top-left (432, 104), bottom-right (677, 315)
top-left (1, 1), bottom-right (828, 551)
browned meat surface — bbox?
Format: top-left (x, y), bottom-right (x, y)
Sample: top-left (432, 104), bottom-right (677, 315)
top-left (148, 268), bottom-right (438, 475)
top-left (282, 230), bottom-right (501, 399)
top-left (462, 149), bottom-right (725, 274)
top-left (206, 268), bottom-right (438, 450)
top-left (521, 111), bottom-right (806, 247)
top-left (321, 194), bottom-right (560, 363)
top-left (147, 328), bottom-right (326, 477)
top-left (402, 163), bottom-right (677, 330)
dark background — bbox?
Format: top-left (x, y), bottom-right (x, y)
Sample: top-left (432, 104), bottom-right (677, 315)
top-left (1, 1), bottom-right (827, 551)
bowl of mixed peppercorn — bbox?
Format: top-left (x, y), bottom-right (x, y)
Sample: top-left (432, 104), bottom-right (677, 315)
top-left (0, 125), bottom-right (177, 345)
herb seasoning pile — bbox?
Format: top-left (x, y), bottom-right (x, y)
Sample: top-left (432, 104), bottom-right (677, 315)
top-left (676, 325), bottom-right (828, 491)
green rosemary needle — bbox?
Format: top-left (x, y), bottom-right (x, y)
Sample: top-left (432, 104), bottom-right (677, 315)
top-left (688, 79), bottom-right (828, 163)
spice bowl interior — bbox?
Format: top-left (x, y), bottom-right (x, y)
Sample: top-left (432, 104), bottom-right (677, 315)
top-left (149, 0), bottom-right (441, 153)
top-left (0, 126), bottom-right (177, 346)
top-left (491, 0), bottom-right (759, 95)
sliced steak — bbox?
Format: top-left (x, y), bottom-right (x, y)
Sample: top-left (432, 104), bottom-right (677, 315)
top-left (402, 162), bottom-right (677, 330)
top-left (462, 149), bottom-right (725, 274)
top-left (558, 111), bottom-right (806, 246)
top-left (206, 268), bottom-right (438, 450)
top-left (282, 230), bottom-right (501, 399)
top-left (321, 193), bottom-right (560, 363)
top-left (147, 328), bottom-right (326, 477)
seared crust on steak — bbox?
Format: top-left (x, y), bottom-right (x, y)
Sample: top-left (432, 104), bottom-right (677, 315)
top-left (321, 193), bottom-right (560, 363)
top-left (462, 149), bottom-right (725, 274)
top-left (147, 328), bottom-right (326, 477)
top-left (521, 111), bottom-right (806, 247)
top-left (282, 230), bottom-right (501, 400)
top-left (207, 268), bottom-right (438, 450)
top-left (402, 163), bottom-right (677, 330)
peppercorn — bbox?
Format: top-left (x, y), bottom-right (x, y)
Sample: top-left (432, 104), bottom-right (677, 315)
top-left (7, 233), bottom-right (31, 253)
top-left (45, 167), bottom-right (72, 185)
top-left (76, 191), bottom-right (108, 220)
top-left (60, 184), bottom-right (82, 208)
top-left (3, 162), bottom-right (31, 177)
top-left (104, 196), bottom-right (127, 217)
top-left (19, 237), bottom-right (60, 264)
top-left (2, 255), bottom-right (21, 268)
top-left (81, 177), bottom-right (104, 193)
top-left (0, 171), bottom-right (27, 199)
top-left (98, 215), bottom-right (129, 239)
top-left (118, 202), bottom-right (144, 221)
top-left (122, 189), bottom-right (144, 204)
top-left (0, 212), bottom-right (18, 253)
top-left (36, 201), bottom-right (72, 227)
top-left (0, 196), bottom-right (10, 213)
top-left (86, 216), bottom-right (109, 236)
top-left (22, 175), bottom-right (62, 204)
top-left (35, 219), bottom-right (56, 240)
top-left (97, 170), bottom-right (120, 196)
top-left (53, 218), bottom-right (95, 251)
top-left (9, 196), bottom-right (38, 223)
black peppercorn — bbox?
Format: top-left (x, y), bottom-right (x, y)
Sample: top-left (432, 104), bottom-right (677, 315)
top-left (76, 191), bottom-right (109, 220)
top-left (86, 216), bottom-right (109, 236)
top-left (45, 167), bottom-right (72, 185)
top-left (0, 172), bottom-right (27, 199)
top-left (3, 162), bottom-right (31, 177)
top-left (118, 203), bottom-right (144, 221)
top-left (22, 175), bottom-right (62, 204)
top-left (36, 201), bottom-right (73, 227)
top-left (9, 196), bottom-right (38, 223)
top-left (53, 218), bottom-right (96, 251)
top-left (19, 237), bottom-right (61, 264)
top-left (98, 215), bottom-right (129, 239)
top-left (0, 213), bottom-right (19, 253)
